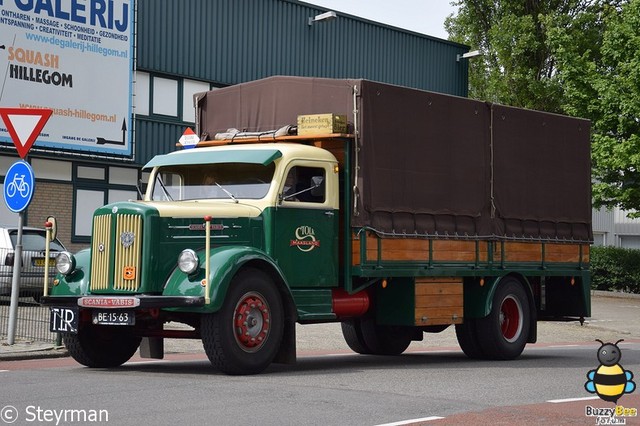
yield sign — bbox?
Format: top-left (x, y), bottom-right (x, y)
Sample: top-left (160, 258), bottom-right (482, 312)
top-left (0, 108), bottom-right (53, 158)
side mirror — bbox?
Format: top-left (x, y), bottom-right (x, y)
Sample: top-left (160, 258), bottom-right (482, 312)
top-left (46, 216), bottom-right (57, 241)
top-left (310, 176), bottom-right (324, 197)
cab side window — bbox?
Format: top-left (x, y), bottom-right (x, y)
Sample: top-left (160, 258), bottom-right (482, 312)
top-left (283, 166), bottom-right (325, 203)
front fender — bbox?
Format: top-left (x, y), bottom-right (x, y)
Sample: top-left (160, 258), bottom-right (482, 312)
top-left (50, 248), bottom-right (91, 296)
top-left (163, 246), bottom-right (287, 313)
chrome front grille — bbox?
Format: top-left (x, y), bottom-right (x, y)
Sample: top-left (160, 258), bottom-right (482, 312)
top-left (90, 215), bottom-right (111, 291)
top-left (90, 213), bottom-right (142, 292)
top-left (113, 214), bottom-right (142, 291)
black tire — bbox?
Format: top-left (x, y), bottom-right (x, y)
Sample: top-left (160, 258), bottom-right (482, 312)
top-left (202, 268), bottom-right (284, 375)
top-left (350, 317), bottom-right (412, 356)
top-left (341, 319), bottom-right (373, 354)
top-left (476, 278), bottom-right (530, 360)
top-left (455, 319), bottom-right (486, 359)
top-left (63, 326), bottom-right (141, 368)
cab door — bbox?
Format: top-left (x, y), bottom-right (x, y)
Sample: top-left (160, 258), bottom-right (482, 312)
top-left (272, 161), bottom-right (339, 288)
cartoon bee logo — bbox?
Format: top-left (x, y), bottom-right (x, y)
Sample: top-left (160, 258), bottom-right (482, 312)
top-left (585, 339), bottom-right (636, 403)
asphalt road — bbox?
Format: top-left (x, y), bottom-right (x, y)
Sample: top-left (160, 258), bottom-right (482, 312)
top-left (1, 341), bottom-right (639, 425)
top-left (1, 293), bottom-right (638, 425)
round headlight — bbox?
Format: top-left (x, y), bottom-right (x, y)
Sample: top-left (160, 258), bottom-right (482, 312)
top-left (56, 251), bottom-right (76, 275)
top-left (178, 249), bottom-right (199, 274)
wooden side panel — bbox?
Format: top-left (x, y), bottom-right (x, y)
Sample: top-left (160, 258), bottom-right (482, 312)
top-left (351, 232), bottom-right (488, 264)
top-left (351, 232), bottom-right (590, 266)
top-left (414, 278), bottom-right (463, 326)
top-left (494, 242), bottom-right (542, 262)
top-left (494, 242), bottom-right (589, 263)
top-left (545, 243), bottom-right (589, 263)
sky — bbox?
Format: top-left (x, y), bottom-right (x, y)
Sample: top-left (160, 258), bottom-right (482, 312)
top-left (305, 0), bottom-right (457, 40)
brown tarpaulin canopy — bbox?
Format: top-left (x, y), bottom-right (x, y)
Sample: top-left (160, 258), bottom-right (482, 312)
top-left (197, 76), bottom-right (592, 242)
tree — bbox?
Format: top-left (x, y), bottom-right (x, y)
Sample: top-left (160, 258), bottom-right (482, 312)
top-left (445, 0), bottom-right (606, 113)
top-left (556, 0), bottom-right (640, 213)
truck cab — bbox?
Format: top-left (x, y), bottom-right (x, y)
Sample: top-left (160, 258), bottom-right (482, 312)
top-left (144, 142), bottom-right (341, 290)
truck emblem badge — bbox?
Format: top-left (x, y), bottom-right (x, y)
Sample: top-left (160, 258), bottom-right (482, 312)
top-left (120, 231), bottom-right (135, 248)
top-left (290, 225), bottom-right (320, 252)
top-left (123, 266), bottom-right (136, 280)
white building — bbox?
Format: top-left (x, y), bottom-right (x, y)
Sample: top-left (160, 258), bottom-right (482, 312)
top-left (593, 208), bottom-right (640, 248)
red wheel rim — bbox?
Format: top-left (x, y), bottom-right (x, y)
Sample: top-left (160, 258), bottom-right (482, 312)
top-left (500, 295), bottom-right (523, 343)
top-left (233, 291), bottom-right (270, 352)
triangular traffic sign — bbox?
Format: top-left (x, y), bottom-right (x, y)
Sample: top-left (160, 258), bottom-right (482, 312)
top-left (0, 108), bottom-right (53, 158)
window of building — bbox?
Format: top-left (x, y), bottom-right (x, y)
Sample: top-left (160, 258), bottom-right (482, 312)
top-left (152, 76), bottom-right (179, 117)
top-left (134, 72), bottom-right (215, 122)
top-left (134, 72), bottom-right (150, 116)
top-left (183, 79), bottom-right (212, 123)
top-left (72, 164), bottom-right (140, 243)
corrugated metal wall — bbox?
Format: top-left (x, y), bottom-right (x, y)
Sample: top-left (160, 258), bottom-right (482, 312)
top-left (135, 0), bottom-right (469, 163)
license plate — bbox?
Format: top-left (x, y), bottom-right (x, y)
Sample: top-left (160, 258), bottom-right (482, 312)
top-left (92, 310), bottom-right (135, 326)
top-left (33, 258), bottom-right (55, 267)
top-left (50, 307), bottom-right (78, 333)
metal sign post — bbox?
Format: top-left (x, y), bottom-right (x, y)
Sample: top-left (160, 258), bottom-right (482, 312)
top-left (6, 213), bottom-right (24, 345)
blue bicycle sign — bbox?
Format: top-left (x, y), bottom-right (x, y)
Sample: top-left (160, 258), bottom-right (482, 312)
top-left (3, 160), bottom-right (35, 213)
top-left (6, 174), bottom-right (30, 198)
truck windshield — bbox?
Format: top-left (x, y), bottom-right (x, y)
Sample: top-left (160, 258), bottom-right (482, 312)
top-left (151, 162), bottom-right (275, 201)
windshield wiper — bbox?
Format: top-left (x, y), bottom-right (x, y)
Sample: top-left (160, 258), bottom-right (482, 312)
top-left (216, 182), bottom-right (238, 203)
top-left (156, 175), bottom-right (173, 201)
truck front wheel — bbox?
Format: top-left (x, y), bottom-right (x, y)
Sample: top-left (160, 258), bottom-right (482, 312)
top-left (202, 268), bottom-right (284, 375)
top-left (476, 278), bottom-right (530, 360)
top-left (63, 325), bottom-right (141, 368)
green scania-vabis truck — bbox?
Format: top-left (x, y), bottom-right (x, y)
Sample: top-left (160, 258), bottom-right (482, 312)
top-left (42, 77), bottom-right (592, 375)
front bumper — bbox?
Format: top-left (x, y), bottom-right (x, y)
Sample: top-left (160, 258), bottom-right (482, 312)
top-left (40, 295), bottom-right (206, 308)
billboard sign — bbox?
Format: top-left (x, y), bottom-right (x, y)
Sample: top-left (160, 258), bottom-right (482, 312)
top-left (0, 0), bottom-right (134, 157)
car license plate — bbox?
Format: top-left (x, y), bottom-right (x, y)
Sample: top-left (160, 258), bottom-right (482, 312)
top-left (50, 307), bottom-right (78, 333)
top-left (92, 310), bottom-right (135, 326)
top-left (33, 258), bottom-right (55, 267)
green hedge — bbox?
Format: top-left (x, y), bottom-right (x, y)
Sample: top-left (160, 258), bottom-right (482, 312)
top-left (590, 246), bottom-right (640, 294)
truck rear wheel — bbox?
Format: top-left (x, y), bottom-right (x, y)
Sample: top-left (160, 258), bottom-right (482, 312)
top-left (202, 268), bottom-right (284, 375)
top-left (341, 319), bottom-right (372, 354)
top-left (476, 278), bottom-right (530, 360)
top-left (342, 317), bottom-right (412, 356)
top-left (455, 319), bottom-right (486, 359)
top-left (63, 325), bottom-right (141, 368)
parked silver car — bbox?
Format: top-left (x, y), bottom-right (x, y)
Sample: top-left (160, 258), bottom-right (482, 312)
top-left (0, 225), bottom-right (66, 299)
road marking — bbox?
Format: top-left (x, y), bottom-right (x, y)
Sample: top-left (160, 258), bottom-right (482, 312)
top-left (0, 370), bottom-right (8, 373)
top-left (547, 344), bottom-right (580, 348)
top-left (547, 396), bottom-right (600, 403)
top-left (125, 360), bottom-right (165, 365)
top-left (375, 416), bottom-right (445, 425)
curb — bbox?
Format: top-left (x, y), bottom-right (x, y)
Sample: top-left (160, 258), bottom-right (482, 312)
top-left (592, 290), bottom-right (640, 300)
top-left (0, 346), bottom-right (69, 362)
